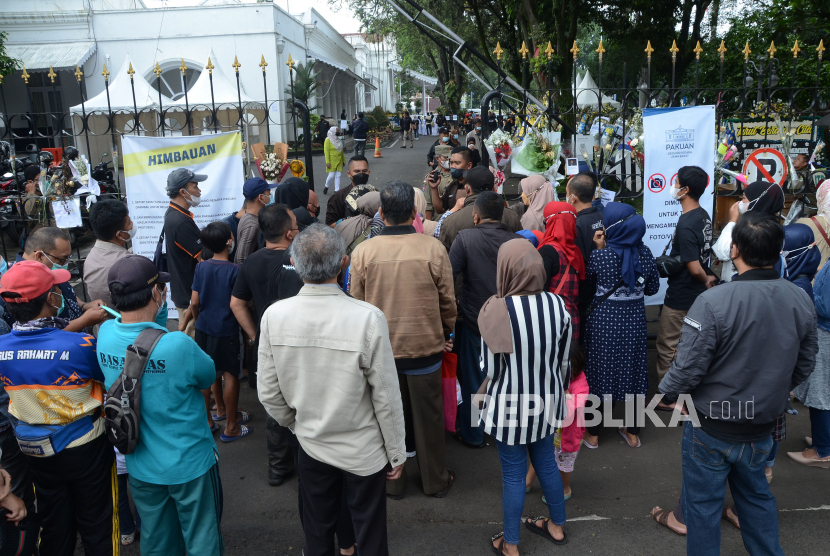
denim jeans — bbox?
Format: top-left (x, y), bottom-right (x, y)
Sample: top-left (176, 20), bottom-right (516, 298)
top-left (810, 407), bottom-right (830, 457)
top-left (458, 322), bottom-right (485, 445)
top-left (117, 473), bottom-right (141, 536)
top-left (496, 437), bottom-right (566, 545)
top-left (681, 421), bottom-right (783, 556)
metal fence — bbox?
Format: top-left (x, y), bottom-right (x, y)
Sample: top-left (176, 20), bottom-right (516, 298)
top-left (480, 38), bottom-right (829, 203)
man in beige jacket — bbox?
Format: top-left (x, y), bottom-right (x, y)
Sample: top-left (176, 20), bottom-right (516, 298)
top-left (257, 224), bottom-right (406, 556)
top-left (351, 180), bottom-right (457, 500)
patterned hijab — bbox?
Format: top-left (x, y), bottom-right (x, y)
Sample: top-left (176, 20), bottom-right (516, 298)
top-left (327, 126), bottom-right (343, 152)
top-left (603, 202), bottom-right (647, 293)
top-left (478, 239), bottom-right (547, 354)
top-left (817, 179), bottom-right (830, 220)
top-left (520, 175), bottom-right (555, 231)
top-left (538, 201), bottom-right (585, 280)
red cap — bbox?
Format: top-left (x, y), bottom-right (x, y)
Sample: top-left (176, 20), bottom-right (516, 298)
top-left (0, 260), bottom-right (71, 303)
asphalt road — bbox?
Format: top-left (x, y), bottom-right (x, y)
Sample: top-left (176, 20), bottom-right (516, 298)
top-left (89, 134), bottom-right (829, 555)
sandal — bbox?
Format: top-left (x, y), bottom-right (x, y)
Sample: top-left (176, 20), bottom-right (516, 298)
top-left (431, 469), bottom-right (455, 498)
top-left (618, 427), bottom-right (641, 448)
top-left (651, 507), bottom-right (686, 536)
top-left (213, 410), bottom-right (252, 425)
top-left (220, 424), bottom-right (254, 443)
top-left (582, 433), bottom-right (598, 449)
top-left (524, 516), bottom-right (567, 545)
top-left (722, 507), bottom-right (741, 530)
top-left (490, 533), bottom-right (507, 556)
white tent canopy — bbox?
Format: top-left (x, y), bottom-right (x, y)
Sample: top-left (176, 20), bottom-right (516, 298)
top-left (69, 55), bottom-right (171, 114)
top-left (167, 50), bottom-right (256, 109)
top-left (575, 69), bottom-right (620, 108)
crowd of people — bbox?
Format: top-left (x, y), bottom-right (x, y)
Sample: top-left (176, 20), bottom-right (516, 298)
top-left (0, 136), bottom-right (825, 556)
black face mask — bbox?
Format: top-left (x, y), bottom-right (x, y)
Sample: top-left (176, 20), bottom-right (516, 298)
top-left (450, 168), bottom-right (464, 179)
top-left (352, 172), bottom-right (370, 186)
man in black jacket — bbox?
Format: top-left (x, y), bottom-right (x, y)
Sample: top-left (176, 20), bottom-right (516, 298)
top-left (400, 111), bottom-right (413, 148)
top-left (658, 213), bottom-right (816, 554)
top-left (449, 192), bottom-right (518, 448)
top-left (566, 172), bottom-right (604, 336)
top-left (352, 112), bottom-right (369, 156)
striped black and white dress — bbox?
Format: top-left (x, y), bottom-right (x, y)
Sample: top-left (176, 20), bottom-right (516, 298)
top-left (478, 292), bottom-right (571, 445)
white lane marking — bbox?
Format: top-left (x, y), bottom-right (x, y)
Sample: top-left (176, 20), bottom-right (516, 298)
top-left (388, 139), bottom-right (399, 148)
top-left (780, 505), bottom-right (830, 512)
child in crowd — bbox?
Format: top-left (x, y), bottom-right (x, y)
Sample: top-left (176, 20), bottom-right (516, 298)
top-left (527, 345), bottom-right (590, 501)
top-left (190, 221), bottom-right (253, 442)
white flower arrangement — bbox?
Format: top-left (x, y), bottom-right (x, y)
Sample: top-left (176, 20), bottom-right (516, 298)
top-left (259, 152), bottom-right (284, 183)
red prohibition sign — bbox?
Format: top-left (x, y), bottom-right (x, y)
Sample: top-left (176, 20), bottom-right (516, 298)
top-left (743, 148), bottom-right (787, 186)
top-left (648, 173), bottom-right (666, 193)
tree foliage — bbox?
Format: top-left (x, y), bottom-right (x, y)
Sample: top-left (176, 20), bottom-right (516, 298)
top-left (0, 31), bottom-right (20, 78)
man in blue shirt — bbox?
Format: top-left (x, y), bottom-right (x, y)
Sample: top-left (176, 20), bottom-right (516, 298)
top-left (97, 255), bottom-right (223, 555)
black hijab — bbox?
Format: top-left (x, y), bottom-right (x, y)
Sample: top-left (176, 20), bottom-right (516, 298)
top-left (744, 180), bottom-right (784, 216)
top-left (293, 207), bottom-right (318, 231)
top-left (274, 177), bottom-right (310, 210)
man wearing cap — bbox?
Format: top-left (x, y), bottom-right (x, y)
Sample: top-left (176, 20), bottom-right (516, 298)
top-left (164, 167), bottom-right (206, 320)
top-left (424, 145), bottom-right (453, 220)
top-left (0, 260), bottom-right (118, 556)
top-left (439, 165), bottom-right (522, 252)
top-left (235, 177), bottom-right (277, 266)
top-left (97, 255), bottom-right (223, 556)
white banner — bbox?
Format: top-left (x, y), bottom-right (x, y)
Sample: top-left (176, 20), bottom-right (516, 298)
top-left (643, 105), bottom-right (715, 305)
top-left (122, 131), bottom-right (244, 313)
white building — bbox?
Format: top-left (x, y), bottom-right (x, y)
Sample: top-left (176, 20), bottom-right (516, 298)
top-left (0, 0), bottom-right (387, 160)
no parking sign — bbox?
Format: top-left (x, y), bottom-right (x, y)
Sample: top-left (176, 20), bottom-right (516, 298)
top-left (742, 148), bottom-right (787, 185)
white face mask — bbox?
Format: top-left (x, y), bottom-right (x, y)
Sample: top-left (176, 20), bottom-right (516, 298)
top-left (669, 185), bottom-right (686, 201)
top-left (441, 160), bottom-right (450, 169)
top-left (185, 190), bottom-right (202, 207)
top-left (119, 227), bottom-right (138, 240)
top-left (737, 201), bottom-right (749, 214)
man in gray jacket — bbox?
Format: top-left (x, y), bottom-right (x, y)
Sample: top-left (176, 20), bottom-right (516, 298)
top-left (659, 213), bottom-right (817, 555)
top-left (257, 224), bottom-right (405, 556)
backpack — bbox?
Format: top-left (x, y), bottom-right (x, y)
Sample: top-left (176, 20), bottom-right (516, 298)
top-left (104, 328), bottom-right (166, 454)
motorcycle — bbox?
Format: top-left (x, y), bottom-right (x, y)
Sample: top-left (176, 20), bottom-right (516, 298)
top-left (90, 153), bottom-right (116, 195)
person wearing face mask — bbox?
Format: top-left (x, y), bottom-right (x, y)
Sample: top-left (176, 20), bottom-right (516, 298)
top-left (11, 227), bottom-right (106, 331)
top-left (0, 260), bottom-right (119, 556)
top-left (712, 180), bottom-right (784, 283)
top-left (656, 165), bottom-right (715, 381)
top-left (230, 204), bottom-right (304, 485)
top-left (427, 127), bottom-right (451, 167)
top-left (85, 199), bottom-right (137, 335)
top-left (323, 126), bottom-right (346, 195)
top-left (449, 127), bottom-right (462, 147)
top-left (424, 145), bottom-right (453, 220)
top-left (466, 118), bottom-right (483, 152)
top-left (235, 177), bottom-right (278, 266)
top-left (430, 146), bottom-right (474, 218)
top-left (326, 156), bottom-right (373, 226)
top-left (164, 167), bottom-right (207, 324)
top-left (97, 255), bottom-right (225, 556)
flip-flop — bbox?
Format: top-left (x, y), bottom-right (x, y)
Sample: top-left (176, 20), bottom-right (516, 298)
top-left (209, 422), bottom-right (220, 433)
top-left (431, 469), bottom-right (455, 498)
top-left (582, 434), bottom-right (598, 449)
top-left (212, 410), bottom-right (252, 425)
top-left (490, 533), bottom-right (507, 556)
top-left (220, 424), bottom-right (254, 443)
top-left (619, 427), bottom-right (641, 448)
top-left (651, 507), bottom-right (686, 535)
top-left (524, 517), bottom-right (568, 545)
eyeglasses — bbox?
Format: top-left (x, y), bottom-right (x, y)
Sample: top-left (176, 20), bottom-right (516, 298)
top-left (41, 251), bottom-right (69, 266)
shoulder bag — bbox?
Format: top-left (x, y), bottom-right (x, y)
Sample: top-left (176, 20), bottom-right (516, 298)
top-left (655, 234), bottom-right (683, 278)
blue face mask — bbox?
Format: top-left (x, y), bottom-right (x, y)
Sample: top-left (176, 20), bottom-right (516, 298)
top-left (453, 134), bottom-right (459, 140)
top-left (476, 126), bottom-right (481, 131)
top-left (52, 263), bottom-right (69, 271)
top-left (50, 291), bottom-right (65, 315)
top-left (441, 137), bottom-right (449, 143)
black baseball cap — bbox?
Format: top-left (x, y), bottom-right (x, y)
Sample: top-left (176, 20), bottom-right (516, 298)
top-left (243, 177), bottom-right (277, 200)
top-left (166, 167), bottom-right (207, 196)
top-left (24, 165), bottom-right (41, 181)
top-left (465, 166), bottom-right (495, 193)
top-left (108, 255), bottom-right (170, 295)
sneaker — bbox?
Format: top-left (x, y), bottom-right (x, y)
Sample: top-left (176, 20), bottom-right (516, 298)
top-left (121, 531), bottom-right (136, 546)
top-left (323, 186), bottom-right (329, 195)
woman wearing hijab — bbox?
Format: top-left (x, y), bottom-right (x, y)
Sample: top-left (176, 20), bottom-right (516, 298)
top-left (583, 202), bottom-right (660, 449)
top-left (413, 188), bottom-right (438, 236)
top-left (334, 191), bottom-right (381, 252)
top-left (712, 180), bottom-right (784, 282)
top-left (519, 175), bottom-right (556, 232)
top-left (478, 239), bottom-right (570, 554)
top-left (798, 179), bottom-right (830, 270)
top-left (323, 126), bottom-right (345, 194)
top-left (273, 177), bottom-right (310, 210)
top-left (537, 201), bottom-right (583, 343)
top-left (790, 258), bottom-right (830, 469)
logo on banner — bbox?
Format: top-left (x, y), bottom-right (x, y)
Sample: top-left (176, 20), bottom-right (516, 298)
top-left (742, 148), bottom-right (787, 185)
top-left (648, 173), bottom-right (666, 193)
top-left (665, 125), bottom-right (695, 158)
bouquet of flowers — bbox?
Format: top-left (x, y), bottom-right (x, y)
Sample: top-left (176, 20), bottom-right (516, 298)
top-left (808, 140), bottom-right (825, 168)
top-left (514, 130), bottom-right (561, 174)
top-left (484, 129), bottom-right (514, 167)
top-left (490, 166), bottom-right (505, 194)
top-left (772, 114), bottom-right (801, 188)
top-left (259, 151), bottom-right (284, 183)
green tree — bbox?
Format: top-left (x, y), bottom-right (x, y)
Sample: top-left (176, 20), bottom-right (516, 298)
top-left (0, 31), bottom-right (20, 78)
top-left (285, 60), bottom-right (319, 112)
